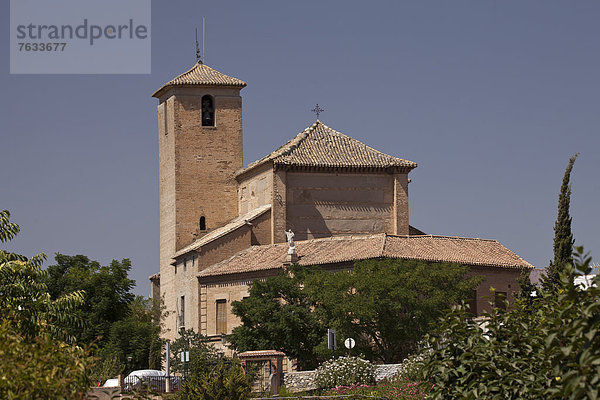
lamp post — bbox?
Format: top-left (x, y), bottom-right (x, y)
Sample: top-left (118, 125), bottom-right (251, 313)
top-left (125, 355), bottom-right (133, 388)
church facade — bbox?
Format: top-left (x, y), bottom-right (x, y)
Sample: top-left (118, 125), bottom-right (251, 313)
top-left (150, 61), bottom-right (533, 348)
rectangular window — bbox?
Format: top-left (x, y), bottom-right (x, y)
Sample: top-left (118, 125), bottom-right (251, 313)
top-left (216, 299), bottom-right (227, 334)
top-left (468, 289), bottom-right (478, 316)
top-left (495, 291), bottom-right (507, 310)
top-left (183, 258), bottom-right (187, 272)
top-left (179, 295), bottom-right (185, 329)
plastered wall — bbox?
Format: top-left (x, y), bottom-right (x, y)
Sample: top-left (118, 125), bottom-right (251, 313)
top-left (285, 172), bottom-right (403, 240)
top-left (237, 164), bottom-right (273, 216)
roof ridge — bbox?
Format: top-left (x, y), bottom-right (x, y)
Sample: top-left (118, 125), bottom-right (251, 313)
top-left (153, 62), bottom-right (246, 98)
top-left (314, 121), bottom-right (415, 165)
top-left (236, 121), bottom-right (416, 177)
top-left (379, 233), bottom-right (387, 257)
top-left (389, 233), bottom-right (499, 243)
top-left (272, 121), bottom-right (318, 159)
top-left (237, 121), bottom-right (319, 175)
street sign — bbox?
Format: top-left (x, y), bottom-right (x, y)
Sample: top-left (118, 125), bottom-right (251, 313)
top-left (327, 329), bottom-right (337, 350)
top-left (180, 351), bottom-right (189, 362)
top-left (344, 337), bottom-right (355, 349)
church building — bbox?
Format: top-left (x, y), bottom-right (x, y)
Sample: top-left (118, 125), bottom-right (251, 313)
top-left (149, 61), bottom-right (532, 349)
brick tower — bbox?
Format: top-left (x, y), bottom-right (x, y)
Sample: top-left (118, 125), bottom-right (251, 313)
top-left (153, 61), bottom-right (246, 286)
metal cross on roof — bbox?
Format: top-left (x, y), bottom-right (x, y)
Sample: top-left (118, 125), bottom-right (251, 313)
top-left (311, 104), bottom-right (324, 120)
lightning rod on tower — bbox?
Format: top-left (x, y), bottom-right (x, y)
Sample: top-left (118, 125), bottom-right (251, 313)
top-left (195, 28), bottom-right (201, 63)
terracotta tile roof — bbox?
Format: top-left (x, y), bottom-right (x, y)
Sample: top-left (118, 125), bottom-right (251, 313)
top-left (237, 121), bottom-right (417, 177)
top-left (197, 234), bottom-right (533, 278)
top-left (172, 204), bottom-right (271, 259)
top-left (153, 62), bottom-right (246, 97)
top-left (238, 350), bottom-right (286, 358)
top-left (382, 236), bottom-right (532, 269)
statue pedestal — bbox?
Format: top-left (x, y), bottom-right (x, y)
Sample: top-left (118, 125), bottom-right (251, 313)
top-left (283, 252), bottom-right (298, 265)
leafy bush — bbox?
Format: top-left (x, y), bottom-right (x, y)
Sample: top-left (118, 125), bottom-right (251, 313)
top-left (314, 356), bottom-right (375, 389)
top-left (397, 353), bottom-right (425, 382)
top-left (0, 322), bottom-right (95, 400)
top-left (325, 375), bottom-right (431, 399)
top-left (174, 356), bottom-right (252, 400)
top-left (419, 247), bottom-right (600, 399)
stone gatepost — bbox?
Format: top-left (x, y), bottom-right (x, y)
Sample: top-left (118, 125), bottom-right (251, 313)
top-left (238, 350), bottom-right (285, 395)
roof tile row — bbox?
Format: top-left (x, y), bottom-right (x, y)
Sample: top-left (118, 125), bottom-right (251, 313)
top-left (238, 121), bottom-right (417, 176)
top-left (197, 233), bottom-right (533, 279)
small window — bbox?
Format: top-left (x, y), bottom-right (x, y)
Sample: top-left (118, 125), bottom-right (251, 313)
top-left (468, 289), bottom-right (478, 316)
top-left (179, 295), bottom-right (185, 329)
top-left (216, 299), bottom-right (227, 334)
top-left (495, 291), bottom-right (507, 310)
top-left (199, 216), bottom-right (206, 231)
top-left (183, 259), bottom-right (187, 272)
top-left (201, 95), bottom-right (214, 126)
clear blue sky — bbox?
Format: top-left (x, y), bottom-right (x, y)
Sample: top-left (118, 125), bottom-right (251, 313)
top-left (2, 1), bottom-right (599, 296)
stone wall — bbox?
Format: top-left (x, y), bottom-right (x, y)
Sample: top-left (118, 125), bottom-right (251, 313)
top-left (282, 364), bottom-right (404, 393)
top-left (374, 364), bottom-right (403, 382)
top-left (282, 370), bottom-right (317, 392)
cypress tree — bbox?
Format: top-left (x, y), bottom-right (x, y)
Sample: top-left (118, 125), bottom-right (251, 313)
top-left (544, 153), bottom-right (578, 290)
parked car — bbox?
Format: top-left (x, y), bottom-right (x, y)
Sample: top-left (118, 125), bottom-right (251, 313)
top-left (102, 378), bottom-right (119, 387)
top-left (123, 370), bottom-right (180, 392)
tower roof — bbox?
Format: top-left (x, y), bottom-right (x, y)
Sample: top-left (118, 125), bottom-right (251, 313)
top-left (152, 62), bottom-right (246, 98)
top-left (237, 120), bottom-right (417, 177)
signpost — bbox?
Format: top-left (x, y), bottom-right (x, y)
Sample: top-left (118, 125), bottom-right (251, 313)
top-left (165, 341), bottom-right (171, 393)
top-left (180, 351), bottom-right (189, 380)
top-left (327, 329), bottom-right (337, 359)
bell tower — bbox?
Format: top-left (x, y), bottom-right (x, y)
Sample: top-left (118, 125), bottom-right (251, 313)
top-left (153, 61), bottom-right (246, 273)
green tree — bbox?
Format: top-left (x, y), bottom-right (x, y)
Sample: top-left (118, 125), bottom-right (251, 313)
top-left (44, 253), bottom-right (135, 346)
top-left (169, 328), bottom-right (217, 375)
top-left (228, 265), bottom-right (326, 370)
top-left (0, 211), bottom-right (84, 342)
top-left (0, 210), bottom-right (95, 398)
top-left (306, 259), bottom-right (483, 363)
top-left (44, 253), bottom-right (167, 377)
top-left (544, 153), bottom-right (578, 291)
top-left (101, 296), bottom-right (164, 374)
top-left (0, 210), bottom-right (20, 249)
top-left (419, 247), bottom-right (600, 399)
top-left (229, 260), bottom-right (482, 367)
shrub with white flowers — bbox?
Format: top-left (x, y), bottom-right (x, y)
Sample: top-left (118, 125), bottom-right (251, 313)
top-left (314, 356), bottom-right (375, 389)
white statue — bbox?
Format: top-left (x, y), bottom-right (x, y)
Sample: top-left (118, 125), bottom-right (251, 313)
top-left (285, 229), bottom-right (295, 255)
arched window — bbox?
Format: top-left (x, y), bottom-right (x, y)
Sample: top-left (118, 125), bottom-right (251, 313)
top-left (199, 216), bottom-right (206, 231)
top-left (201, 95), bottom-right (214, 126)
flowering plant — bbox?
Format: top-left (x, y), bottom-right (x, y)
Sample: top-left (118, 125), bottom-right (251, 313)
top-left (314, 356), bottom-right (374, 389)
top-left (326, 376), bottom-right (431, 399)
